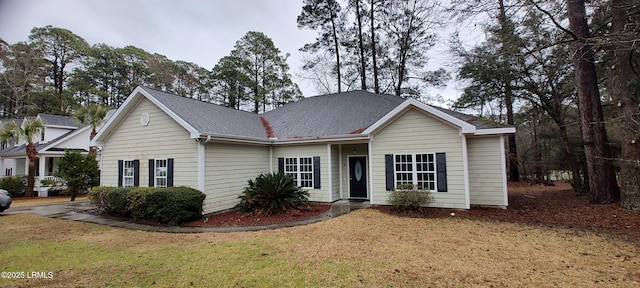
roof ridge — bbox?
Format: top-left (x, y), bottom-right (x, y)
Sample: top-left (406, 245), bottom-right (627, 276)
top-left (140, 86), bottom-right (261, 117)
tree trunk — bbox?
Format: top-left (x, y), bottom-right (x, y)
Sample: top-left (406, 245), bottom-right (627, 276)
top-left (329, 11), bottom-right (342, 93)
top-left (609, 0), bottom-right (640, 209)
top-left (559, 124), bottom-right (584, 195)
top-left (26, 144), bottom-right (37, 197)
top-left (355, 0), bottom-right (367, 90)
top-left (506, 86), bottom-right (519, 182)
top-left (370, 0), bottom-right (380, 94)
top-left (567, 0), bottom-right (619, 204)
top-left (498, 0), bottom-right (520, 182)
top-left (88, 128), bottom-right (98, 159)
top-left (532, 115), bottom-right (542, 181)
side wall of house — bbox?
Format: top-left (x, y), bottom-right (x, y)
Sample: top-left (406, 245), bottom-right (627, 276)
top-left (204, 143), bottom-right (270, 213)
top-left (370, 108), bottom-right (468, 209)
top-left (467, 136), bottom-right (508, 207)
top-left (272, 144), bottom-right (329, 202)
top-left (100, 97), bottom-right (199, 189)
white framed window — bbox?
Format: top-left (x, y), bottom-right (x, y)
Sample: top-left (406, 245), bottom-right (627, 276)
top-left (155, 159), bottom-right (168, 187)
top-left (394, 153), bottom-right (436, 190)
top-left (284, 156), bottom-right (314, 188)
top-left (123, 160), bottom-right (135, 187)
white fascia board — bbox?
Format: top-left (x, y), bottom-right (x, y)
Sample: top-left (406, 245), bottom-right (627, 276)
top-left (474, 127), bottom-right (516, 135)
top-left (363, 98), bottom-right (477, 134)
top-left (93, 86), bottom-right (146, 142)
top-left (39, 126), bottom-right (91, 152)
top-left (43, 124), bottom-right (78, 129)
top-left (93, 86), bottom-right (202, 142)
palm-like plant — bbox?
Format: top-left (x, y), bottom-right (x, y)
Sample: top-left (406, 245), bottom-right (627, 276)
top-left (72, 104), bottom-right (109, 158)
top-left (0, 119), bottom-right (44, 197)
top-left (237, 172), bottom-right (310, 215)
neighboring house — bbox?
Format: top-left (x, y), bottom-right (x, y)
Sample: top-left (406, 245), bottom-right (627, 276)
top-left (93, 86), bottom-right (515, 214)
top-left (0, 114), bottom-right (92, 196)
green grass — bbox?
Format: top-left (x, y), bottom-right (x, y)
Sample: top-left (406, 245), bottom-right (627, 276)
top-left (0, 211), bottom-right (638, 287)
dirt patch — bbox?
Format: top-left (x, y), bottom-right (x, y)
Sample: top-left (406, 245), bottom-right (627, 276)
top-left (182, 204), bottom-right (331, 227)
top-left (377, 181), bottom-right (640, 241)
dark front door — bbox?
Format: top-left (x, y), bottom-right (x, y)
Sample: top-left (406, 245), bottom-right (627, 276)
top-left (349, 156), bottom-right (367, 198)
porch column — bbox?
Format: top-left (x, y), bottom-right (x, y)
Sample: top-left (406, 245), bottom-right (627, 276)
top-left (338, 144), bottom-right (343, 199)
top-left (24, 158), bottom-right (29, 175)
top-left (39, 155), bottom-right (46, 178)
top-left (327, 144), bottom-right (332, 202)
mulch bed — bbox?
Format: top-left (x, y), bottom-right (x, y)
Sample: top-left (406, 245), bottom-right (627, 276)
top-left (181, 204), bottom-right (331, 227)
top-left (377, 181), bottom-right (640, 241)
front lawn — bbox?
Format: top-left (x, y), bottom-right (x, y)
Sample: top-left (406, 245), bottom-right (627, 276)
top-left (9, 195), bottom-right (88, 207)
top-left (0, 208), bottom-right (638, 287)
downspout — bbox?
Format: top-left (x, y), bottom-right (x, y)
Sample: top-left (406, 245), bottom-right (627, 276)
top-left (197, 135), bottom-right (212, 192)
top-left (269, 145), bottom-right (273, 173)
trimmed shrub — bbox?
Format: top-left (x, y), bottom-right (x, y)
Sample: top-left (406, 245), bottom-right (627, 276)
top-left (145, 187), bottom-right (206, 225)
top-left (387, 184), bottom-right (433, 212)
top-left (0, 176), bottom-right (26, 198)
top-left (105, 187), bottom-right (133, 215)
top-left (89, 186), bottom-right (205, 226)
top-left (88, 186), bottom-right (116, 211)
top-left (127, 187), bottom-right (155, 219)
top-left (237, 172), bottom-right (310, 215)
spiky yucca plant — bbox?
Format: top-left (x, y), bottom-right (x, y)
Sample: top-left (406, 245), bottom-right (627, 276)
top-left (237, 172), bottom-right (310, 215)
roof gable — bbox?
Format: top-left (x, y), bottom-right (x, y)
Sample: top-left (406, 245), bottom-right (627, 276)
top-left (363, 98), bottom-right (476, 135)
top-left (93, 87), bottom-right (267, 143)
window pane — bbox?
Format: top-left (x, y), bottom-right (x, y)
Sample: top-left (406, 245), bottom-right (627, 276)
top-left (299, 157), bottom-right (313, 188)
top-left (123, 160), bottom-right (135, 187)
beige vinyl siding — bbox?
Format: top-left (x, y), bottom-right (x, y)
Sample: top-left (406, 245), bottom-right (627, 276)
top-left (273, 144), bottom-right (329, 202)
top-left (100, 97), bottom-right (198, 188)
top-left (204, 143), bottom-right (269, 214)
top-left (371, 108), bottom-right (467, 209)
top-left (467, 136), bottom-right (508, 206)
top-left (331, 144), bottom-right (340, 201)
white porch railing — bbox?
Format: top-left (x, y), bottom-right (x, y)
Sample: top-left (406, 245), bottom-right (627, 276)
top-left (35, 176), bottom-right (67, 197)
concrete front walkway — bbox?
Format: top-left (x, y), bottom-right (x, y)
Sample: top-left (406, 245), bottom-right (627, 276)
top-left (4, 200), bottom-right (370, 233)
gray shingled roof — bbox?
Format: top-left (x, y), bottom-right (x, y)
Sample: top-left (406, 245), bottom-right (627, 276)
top-left (38, 114), bottom-right (82, 128)
top-left (263, 90), bottom-right (405, 138)
top-left (0, 129), bottom-right (78, 157)
top-left (141, 87), bottom-right (267, 138)
top-left (140, 87), bottom-right (507, 140)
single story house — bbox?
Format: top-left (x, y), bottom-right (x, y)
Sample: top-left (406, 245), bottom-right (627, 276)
top-left (93, 86), bottom-right (515, 214)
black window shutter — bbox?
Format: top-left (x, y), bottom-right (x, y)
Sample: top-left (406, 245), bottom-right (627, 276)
top-left (133, 160), bottom-right (140, 187)
top-left (436, 153), bottom-right (447, 192)
top-left (313, 156), bottom-right (321, 189)
top-left (117, 160), bottom-right (123, 187)
top-left (385, 154), bottom-right (394, 190)
top-left (167, 158), bottom-right (174, 187)
top-left (148, 159), bottom-right (155, 187)
top-left (278, 157), bottom-right (284, 173)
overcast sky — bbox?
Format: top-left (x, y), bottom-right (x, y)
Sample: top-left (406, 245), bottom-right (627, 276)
top-left (0, 0), bottom-right (464, 101)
